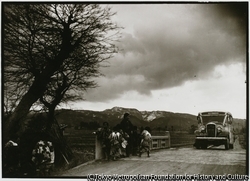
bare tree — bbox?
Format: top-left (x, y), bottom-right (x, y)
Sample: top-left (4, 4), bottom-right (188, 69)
top-left (3, 3), bottom-right (120, 140)
top-left (37, 70), bottom-right (99, 164)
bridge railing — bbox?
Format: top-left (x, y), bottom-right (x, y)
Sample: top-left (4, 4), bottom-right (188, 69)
top-left (150, 131), bottom-right (171, 150)
top-left (95, 131), bottom-right (170, 159)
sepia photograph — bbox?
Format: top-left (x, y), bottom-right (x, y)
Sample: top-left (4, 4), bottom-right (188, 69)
top-left (2, 2), bottom-right (248, 180)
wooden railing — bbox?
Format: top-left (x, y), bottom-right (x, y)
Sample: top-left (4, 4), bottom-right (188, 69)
top-left (150, 132), bottom-right (171, 150)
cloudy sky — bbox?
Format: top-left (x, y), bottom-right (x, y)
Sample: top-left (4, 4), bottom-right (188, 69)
top-left (63, 3), bottom-right (247, 119)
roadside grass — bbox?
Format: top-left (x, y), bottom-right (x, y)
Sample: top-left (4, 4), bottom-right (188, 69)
top-left (238, 133), bottom-right (246, 149)
top-left (51, 146), bottom-right (95, 176)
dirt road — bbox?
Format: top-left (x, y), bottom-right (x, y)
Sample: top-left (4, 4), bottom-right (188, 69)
top-left (59, 137), bottom-right (247, 177)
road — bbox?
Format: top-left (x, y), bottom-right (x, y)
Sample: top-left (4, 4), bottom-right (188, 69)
top-left (58, 137), bottom-right (247, 178)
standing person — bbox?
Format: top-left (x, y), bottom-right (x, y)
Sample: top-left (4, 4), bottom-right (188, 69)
top-left (139, 127), bottom-right (152, 157)
top-left (96, 122), bottom-right (112, 160)
top-left (3, 134), bottom-right (20, 177)
top-left (131, 126), bottom-right (140, 156)
top-left (120, 113), bottom-right (133, 157)
top-left (109, 129), bottom-right (121, 161)
top-left (31, 134), bottom-right (55, 177)
top-left (118, 129), bottom-right (129, 158)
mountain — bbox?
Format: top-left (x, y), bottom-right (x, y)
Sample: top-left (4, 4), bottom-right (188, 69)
top-left (54, 107), bottom-right (246, 132)
top-left (55, 107), bottom-right (196, 131)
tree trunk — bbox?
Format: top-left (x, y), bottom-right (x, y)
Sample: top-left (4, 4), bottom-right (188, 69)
top-left (49, 120), bottom-right (73, 166)
top-left (46, 107), bottom-right (55, 132)
top-left (4, 77), bottom-right (49, 142)
top-left (45, 107), bottom-right (73, 166)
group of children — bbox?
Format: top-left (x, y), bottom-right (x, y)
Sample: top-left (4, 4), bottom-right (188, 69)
top-left (3, 113), bottom-right (152, 177)
top-left (3, 133), bottom-right (55, 177)
top-left (96, 121), bottom-right (152, 161)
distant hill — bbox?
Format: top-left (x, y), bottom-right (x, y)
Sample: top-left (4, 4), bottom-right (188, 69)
top-left (233, 118), bottom-right (247, 133)
top-left (54, 107), bottom-right (246, 132)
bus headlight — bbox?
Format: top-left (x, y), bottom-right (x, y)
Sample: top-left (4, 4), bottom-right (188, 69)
top-left (217, 126), bottom-right (222, 133)
top-left (200, 126), bottom-right (206, 133)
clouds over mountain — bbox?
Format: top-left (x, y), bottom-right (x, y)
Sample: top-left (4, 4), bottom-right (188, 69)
top-left (84, 3), bottom-right (247, 103)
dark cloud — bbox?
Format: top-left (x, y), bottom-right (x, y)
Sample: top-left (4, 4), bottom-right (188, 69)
top-left (212, 3), bottom-right (248, 34)
top-left (84, 3), bottom-right (247, 102)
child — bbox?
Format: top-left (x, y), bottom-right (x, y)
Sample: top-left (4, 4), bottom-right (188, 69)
top-left (139, 127), bottom-right (152, 157)
top-left (31, 137), bottom-right (55, 177)
top-left (109, 130), bottom-right (121, 160)
top-left (119, 129), bottom-right (129, 157)
top-left (96, 122), bottom-right (111, 160)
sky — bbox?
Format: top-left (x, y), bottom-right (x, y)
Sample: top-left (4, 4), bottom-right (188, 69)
top-left (62, 3), bottom-right (248, 119)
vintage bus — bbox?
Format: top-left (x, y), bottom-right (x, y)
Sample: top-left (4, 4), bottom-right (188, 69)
top-left (194, 111), bottom-right (234, 150)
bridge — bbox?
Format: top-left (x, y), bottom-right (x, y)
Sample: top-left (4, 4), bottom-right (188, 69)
top-left (96, 131), bottom-right (171, 159)
top-left (57, 133), bottom-right (247, 178)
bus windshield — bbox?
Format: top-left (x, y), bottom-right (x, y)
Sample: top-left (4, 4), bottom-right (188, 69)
top-left (201, 115), bottom-right (225, 125)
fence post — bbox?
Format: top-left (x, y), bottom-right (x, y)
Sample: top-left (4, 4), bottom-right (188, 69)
top-left (165, 131), bottom-right (171, 147)
top-left (95, 136), bottom-right (103, 160)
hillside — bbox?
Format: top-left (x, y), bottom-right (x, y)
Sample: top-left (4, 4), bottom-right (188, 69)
top-left (55, 107), bottom-right (194, 131)
top-left (55, 107), bottom-right (246, 132)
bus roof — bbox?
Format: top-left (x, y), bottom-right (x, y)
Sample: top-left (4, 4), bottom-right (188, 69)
top-left (198, 111), bottom-right (232, 117)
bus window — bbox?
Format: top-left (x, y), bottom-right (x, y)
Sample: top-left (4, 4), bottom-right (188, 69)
top-left (197, 116), bottom-right (201, 124)
top-left (228, 116), bottom-right (232, 124)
